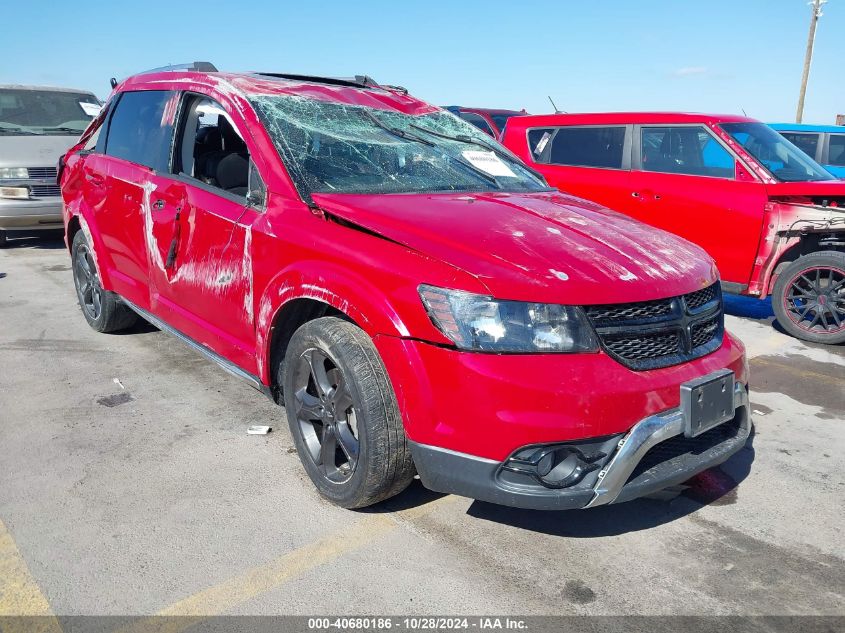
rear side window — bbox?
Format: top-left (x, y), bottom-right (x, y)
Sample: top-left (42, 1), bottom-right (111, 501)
top-left (104, 90), bottom-right (178, 171)
top-left (781, 132), bottom-right (820, 159)
top-left (640, 126), bottom-right (735, 178)
top-left (828, 135), bottom-right (845, 166)
top-left (540, 126), bottom-right (626, 169)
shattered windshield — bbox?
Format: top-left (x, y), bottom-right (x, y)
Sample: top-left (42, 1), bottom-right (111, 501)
top-left (250, 95), bottom-right (549, 198)
top-left (720, 122), bottom-right (835, 182)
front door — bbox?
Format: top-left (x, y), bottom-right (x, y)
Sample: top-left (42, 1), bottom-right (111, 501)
top-left (625, 125), bottom-right (767, 285)
top-left (146, 93), bottom-right (261, 374)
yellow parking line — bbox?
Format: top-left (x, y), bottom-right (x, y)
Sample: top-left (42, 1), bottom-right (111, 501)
top-left (117, 496), bottom-right (456, 633)
top-left (0, 518), bottom-right (62, 633)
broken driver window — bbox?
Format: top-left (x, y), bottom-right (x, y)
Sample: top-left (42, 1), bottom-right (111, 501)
top-left (250, 95), bottom-right (548, 200)
top-left (177, 95), bottom-right (251, 198)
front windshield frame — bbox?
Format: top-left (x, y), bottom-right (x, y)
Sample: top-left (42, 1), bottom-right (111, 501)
top-left (249, 94), bottom-right (550, 201)
top-left (0, 88), bottom-right (100, 136)
top-left (720, 122), bottom-right (835, 183)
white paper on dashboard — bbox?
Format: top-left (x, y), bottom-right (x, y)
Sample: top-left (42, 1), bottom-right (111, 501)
top-left (79, 102), bottom-right (102, 117)
top-left (461, 150), bottom-right (517, 178)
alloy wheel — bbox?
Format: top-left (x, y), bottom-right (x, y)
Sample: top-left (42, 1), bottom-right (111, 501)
top-left (291, 348), bottom-right (359, 484)
top-left (783, 266), bottom-right (845, 335)
top-left (74, 244), bottom-right (103, 321)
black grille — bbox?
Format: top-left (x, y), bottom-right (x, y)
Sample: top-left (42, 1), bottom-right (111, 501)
top-left (603, 332), bottom-right (679, 360)
top-left (627, 415), bottom-right (742, 482)
top-left (27, 167), bottom-right (58, 180)
top-left (29, 185), bottom-right (61, 198)
top-left (584, 297), bottom-right (672, 323)
top-left (584, 283), bottom-right (724, 370)
top-left (691, 317), bottom-right (720, 349)
top-left (685, 285), bottom-right (718, 310)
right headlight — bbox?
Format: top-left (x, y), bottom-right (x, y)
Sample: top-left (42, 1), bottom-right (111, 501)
top-left (419, 284), bottom-right (598, 353)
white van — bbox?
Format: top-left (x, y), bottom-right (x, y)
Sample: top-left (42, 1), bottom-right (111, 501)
top-left (0, 85), bottom-right (100, 246)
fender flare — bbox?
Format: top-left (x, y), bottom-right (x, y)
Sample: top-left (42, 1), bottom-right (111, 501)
top-left (254, 260), bottom-right (417, 383)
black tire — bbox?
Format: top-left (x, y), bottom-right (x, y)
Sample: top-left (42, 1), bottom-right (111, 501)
top-left (772, 250), bottom-right (845, 345)
top-left (281, 316), bottom-right (415, 508)
top-left (0, 230), bottom-right (7, 247)
top-left (71, 230), bottom-right (137, 333)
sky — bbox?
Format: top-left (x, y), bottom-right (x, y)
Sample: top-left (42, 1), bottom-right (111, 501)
top-left (2, 0), bottom-right (843, 124)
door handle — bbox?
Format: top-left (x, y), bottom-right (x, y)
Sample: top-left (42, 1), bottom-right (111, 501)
top-left (152, 199), bottom-right (165, 210)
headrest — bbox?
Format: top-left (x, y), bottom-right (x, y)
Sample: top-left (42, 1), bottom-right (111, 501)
top-left (216, 153), bottom-right (249, 191)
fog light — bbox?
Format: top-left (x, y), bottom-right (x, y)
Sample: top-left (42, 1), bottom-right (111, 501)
top-left (503, 445), bottom-right (607, 489)
top-left (0, 186), bottom-right (29, 200)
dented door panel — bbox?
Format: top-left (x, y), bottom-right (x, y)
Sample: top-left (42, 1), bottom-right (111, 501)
top-left (146, 176), bottom-right (258, 374)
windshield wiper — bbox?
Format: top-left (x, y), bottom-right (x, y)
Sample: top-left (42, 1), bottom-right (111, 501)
top-left (363, 111), bottom-right (435, 146)
top-left (409, 124), bottom-right (548, 182)
top-left (0, 126), bottom-right (40, 136)
top-left (38, 127), bottom-right (83, 134)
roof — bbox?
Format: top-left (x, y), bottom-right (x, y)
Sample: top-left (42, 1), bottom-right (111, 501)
top-left (504, 111), bottom-right (760, 128)
top-left (118, 70), bottom-right (438, 116)
top-left (769, 122), bottom-right (845, 134)
top-left (0, 84), bottom-right (97, 96)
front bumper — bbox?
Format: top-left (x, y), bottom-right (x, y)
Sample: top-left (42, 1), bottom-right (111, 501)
top-left (0, 198), bottom-right (63, 231)
top-left (410, 380), bottom-right (751, 510)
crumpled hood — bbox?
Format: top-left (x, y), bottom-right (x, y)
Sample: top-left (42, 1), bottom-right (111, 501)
top-left (0, 135), bottom-right (80, 168)
top-left (312, 191), bottom-right (718, 304)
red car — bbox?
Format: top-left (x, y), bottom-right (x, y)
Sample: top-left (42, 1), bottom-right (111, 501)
top-left (444, 106), bottom-right (527, 139)
top-left (60, 66), bottom-right (750, 510)
top-left (502, 112), bottom-right (845, 344)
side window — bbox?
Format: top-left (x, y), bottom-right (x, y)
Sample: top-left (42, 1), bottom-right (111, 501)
top-left (527, 128), bottom-right (554, 161)
top-left (828, 134), bottom-right (845, 166)
top-left (83, 120), bottom-right (103, 152)
top-left (104, 90), bottom-right (178, 171)
top-left (544, 126), bottom-right (626, 169)
top-left (459, 112), bottom-right (495, 137)
top-left (641, 126), bottom-right (735, 178)
top-left (781, 132), bottom-right (820, 159)
top-left (175, 95), bottom-right (251, 200)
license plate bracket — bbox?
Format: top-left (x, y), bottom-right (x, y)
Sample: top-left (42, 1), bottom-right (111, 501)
top-left (680, 369), bottom-right (735, 438)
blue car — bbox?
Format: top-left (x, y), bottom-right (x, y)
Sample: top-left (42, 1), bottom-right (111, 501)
top-left (769, 123), bottom-right (845, 178)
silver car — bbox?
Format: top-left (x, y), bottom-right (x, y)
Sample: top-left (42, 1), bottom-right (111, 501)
top-left (0, 85), bottom-right (100, 246)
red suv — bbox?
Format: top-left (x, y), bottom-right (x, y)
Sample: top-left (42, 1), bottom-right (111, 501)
top-left (60, 67), bottom-right (750, 510)
top-left (502, 113), bottom-right (845, 344)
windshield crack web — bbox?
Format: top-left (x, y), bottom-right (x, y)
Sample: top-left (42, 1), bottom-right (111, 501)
top-left (250, 94), bottom-right (544, 198)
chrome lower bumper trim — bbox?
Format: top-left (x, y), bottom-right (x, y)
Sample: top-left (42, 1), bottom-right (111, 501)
top-left (584, 380), bottom-right (749, 508)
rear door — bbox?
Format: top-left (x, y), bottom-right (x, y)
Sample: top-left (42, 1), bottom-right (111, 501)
top-left (823, 133), bottom-right (845, 177)
top-left (146, 93), bottom-right (264, 374)
top-left (523, 124), bottom-right (634, 213)
top-left (626, 124), bottom-right (767, 285)
top-left (90, 89), bottom-right (179, 309)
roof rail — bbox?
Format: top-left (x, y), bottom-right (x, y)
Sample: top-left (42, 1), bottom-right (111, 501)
top-left (138, 61), bottom-right (218, 74)
top-left (254, 73), bottom-right (380, 89)
top-left (110, 61), bottom-right (219, 88)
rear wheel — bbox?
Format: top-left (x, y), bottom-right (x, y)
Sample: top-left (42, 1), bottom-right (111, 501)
top-left (71, 230), bottom-right (137, 333)
top-left (0, 231), bottom-right (7, 247)
top-left (281, 317), bottom-right (415, 508)
top-left (772, 251), bottom-right (845, 344)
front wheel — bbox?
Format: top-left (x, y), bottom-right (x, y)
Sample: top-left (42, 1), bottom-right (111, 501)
top-left (772, 251), bottom-right (845, 344)
top-left (281, 317), bottom-right (415, 508)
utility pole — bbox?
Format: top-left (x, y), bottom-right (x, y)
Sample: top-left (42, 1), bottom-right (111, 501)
top-left (796, 0), bottom-right (827, 123)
